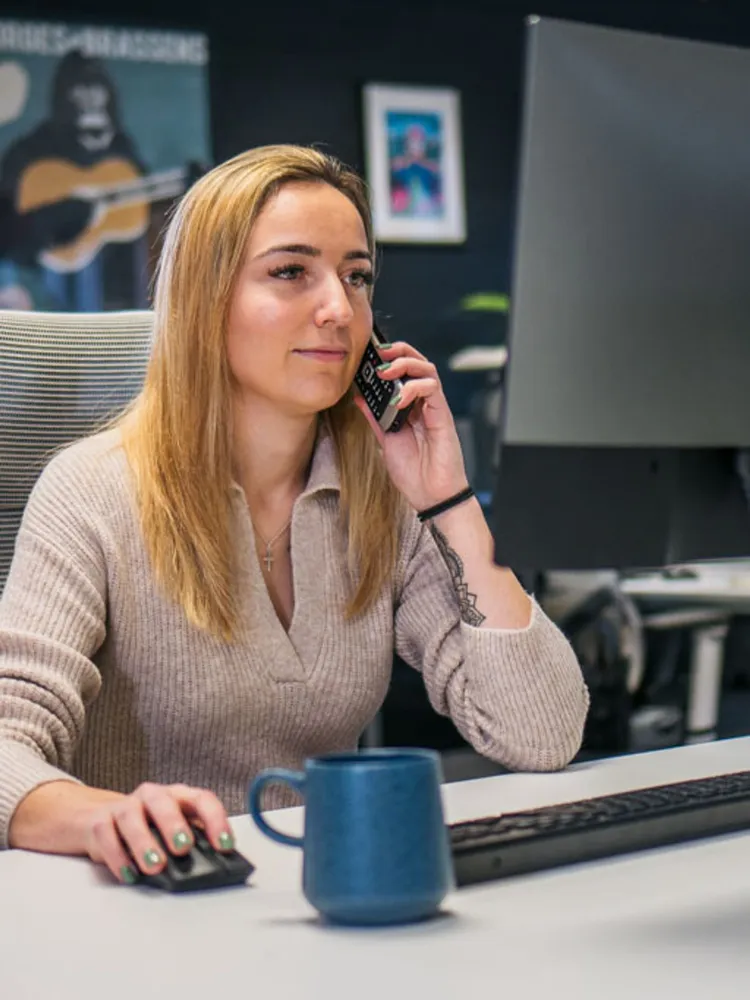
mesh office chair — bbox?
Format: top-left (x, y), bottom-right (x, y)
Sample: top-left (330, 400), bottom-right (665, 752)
top-left (0, 308), bottom-right (153, 593)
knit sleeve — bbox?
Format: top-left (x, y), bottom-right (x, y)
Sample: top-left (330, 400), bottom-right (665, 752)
top-left (393, 517), bottom-right (589, 772)
top-left (0, 449), bottom-right (107, 848)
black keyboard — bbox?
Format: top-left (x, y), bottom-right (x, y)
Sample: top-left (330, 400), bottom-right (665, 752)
top-left (449, 769), bottom-right (750, 886)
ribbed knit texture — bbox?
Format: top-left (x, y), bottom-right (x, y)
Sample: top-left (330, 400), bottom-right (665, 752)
top-left (0, 430), bottom-right (589, 848)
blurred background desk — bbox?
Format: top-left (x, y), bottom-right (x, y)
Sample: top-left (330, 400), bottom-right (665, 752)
top-left (621, 563), bottom-right (750, 611)
top-left (622, 563), bottom-right (750, 744)
top-left (4, 739), bottom-right (750, 999)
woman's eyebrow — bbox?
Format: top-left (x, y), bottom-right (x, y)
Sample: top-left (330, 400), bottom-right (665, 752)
top-left (255, 243), bottom-right (372, 263)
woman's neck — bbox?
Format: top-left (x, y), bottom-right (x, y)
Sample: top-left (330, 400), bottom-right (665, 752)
top-left (232, 398), bottom-right (319, 510)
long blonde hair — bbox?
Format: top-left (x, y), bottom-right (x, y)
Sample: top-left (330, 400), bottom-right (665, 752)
top-left (119, 145), bottom-right (406, 640)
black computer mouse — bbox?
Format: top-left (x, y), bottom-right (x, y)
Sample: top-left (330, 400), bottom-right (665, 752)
top-left (129, 822), bottom-right (255, 892)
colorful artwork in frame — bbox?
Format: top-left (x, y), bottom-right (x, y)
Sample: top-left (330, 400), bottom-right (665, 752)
top-left (362, 83), bottom-right (466, 244)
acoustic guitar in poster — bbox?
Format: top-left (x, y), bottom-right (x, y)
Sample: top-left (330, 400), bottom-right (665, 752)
top-left (16, 155), bottom-right (187, 273)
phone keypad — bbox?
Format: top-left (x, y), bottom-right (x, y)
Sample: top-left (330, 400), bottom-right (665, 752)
top-left (356, 345), bottom-right (394, 418)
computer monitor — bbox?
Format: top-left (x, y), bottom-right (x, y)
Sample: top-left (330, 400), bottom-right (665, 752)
top-left (489, 16), bottom-right (750, 572)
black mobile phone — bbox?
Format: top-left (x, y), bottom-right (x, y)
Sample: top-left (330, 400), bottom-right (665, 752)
top-left (354, 324), bottom-right (413, 432)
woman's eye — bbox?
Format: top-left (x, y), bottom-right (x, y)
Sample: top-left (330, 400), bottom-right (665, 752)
top-left (268, 264), bottom-right (372, 287)
top-left (347, 270), bottom-right (374, 289)
top-left (269, 264), bottom-right (305, 280)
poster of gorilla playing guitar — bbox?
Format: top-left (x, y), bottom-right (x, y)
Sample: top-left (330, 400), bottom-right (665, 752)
top-left (0, 20), bottom-right (210, 310)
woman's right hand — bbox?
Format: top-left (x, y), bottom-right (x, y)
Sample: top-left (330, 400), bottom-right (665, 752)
top-left (84, 781), bottom-right (235, 884)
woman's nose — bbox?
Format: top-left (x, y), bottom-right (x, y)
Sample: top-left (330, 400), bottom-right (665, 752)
top-left (315, 276), bottom-right (355, 327)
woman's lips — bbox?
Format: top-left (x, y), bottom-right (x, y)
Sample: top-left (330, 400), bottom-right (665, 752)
top-left (293, 349), bottom-right (348, 362)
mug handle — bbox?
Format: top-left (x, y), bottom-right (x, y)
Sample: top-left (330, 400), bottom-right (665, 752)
top-left (248, 768), bottom-right (306, 847)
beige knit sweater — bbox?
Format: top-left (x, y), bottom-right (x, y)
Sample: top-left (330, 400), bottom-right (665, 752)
top-left (0, 429), bottom-right (589, 848)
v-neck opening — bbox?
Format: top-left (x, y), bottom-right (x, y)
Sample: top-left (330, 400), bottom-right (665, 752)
top-left (253, 512), bottom-right (305, 670)
top-left (262, 532), bottom-right (297, 639)
top-left (231, 430), bottom-right (340, 683)
top-left (235, 495), bottom-right (330, 683)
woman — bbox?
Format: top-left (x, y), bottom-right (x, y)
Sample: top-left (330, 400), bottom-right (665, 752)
top-left (0, 144), bottom-right (588, 884)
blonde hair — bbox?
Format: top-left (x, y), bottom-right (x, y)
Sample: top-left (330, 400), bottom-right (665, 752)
top-left (119, 144), bottom-right (406, 640)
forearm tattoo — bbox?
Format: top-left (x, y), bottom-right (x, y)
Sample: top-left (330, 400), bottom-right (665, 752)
top-left (429, 523), bottom-right (486, 626)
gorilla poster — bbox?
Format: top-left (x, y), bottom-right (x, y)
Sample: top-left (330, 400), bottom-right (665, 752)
top-left (0, 21), bottom-right (210, 310)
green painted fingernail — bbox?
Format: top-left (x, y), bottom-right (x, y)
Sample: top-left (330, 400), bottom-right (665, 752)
top-left (143, 848), bottom-right (162, 868)
top-left (218, 831), bottom-right (235, 851)
top-left (391, 391), bottom-right (403, 406)
top-left (120, 865), bottom-right (137, 884)
top-left (377, 362), bottom-right (391, 371)
top-left (378, 342), bottom-right (393, 348)
top-left (172, 830), bottom-right (191, 850)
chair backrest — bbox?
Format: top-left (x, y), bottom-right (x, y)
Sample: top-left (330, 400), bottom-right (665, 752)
top-left (0, 309), bottom-right (154, 593)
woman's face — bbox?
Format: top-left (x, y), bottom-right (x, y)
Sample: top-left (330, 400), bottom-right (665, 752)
top-left (227, 180), bottom-right (373, 419)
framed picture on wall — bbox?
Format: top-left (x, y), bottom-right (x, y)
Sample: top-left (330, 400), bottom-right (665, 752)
top-left (362, 83), bottom-right (466, 244)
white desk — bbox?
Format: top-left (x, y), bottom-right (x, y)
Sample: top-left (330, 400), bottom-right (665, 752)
top-left (4, 738), bottom-right (750, 1000)
top-left (621, 568), bottom-right (750, 741)
top-left (621, 567), bottom-right (750, 613)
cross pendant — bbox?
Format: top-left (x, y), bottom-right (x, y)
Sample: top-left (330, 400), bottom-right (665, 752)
top-left (264, 546), bottom-right (273, 572)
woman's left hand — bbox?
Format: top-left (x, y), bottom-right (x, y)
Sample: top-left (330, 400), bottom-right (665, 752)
top-left (353, 340), bottom-right (470, 512)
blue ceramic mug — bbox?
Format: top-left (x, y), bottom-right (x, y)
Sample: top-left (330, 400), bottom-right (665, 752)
top-left (248, 748), bottom-right (455, 926)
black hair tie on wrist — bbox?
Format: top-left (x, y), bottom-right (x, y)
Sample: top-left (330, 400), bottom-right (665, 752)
top-left (417, 485), bottom-right (476, 523)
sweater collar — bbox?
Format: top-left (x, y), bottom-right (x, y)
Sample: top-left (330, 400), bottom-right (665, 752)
top-left (229, 424), bottom-right (341, 499)
top-left (302, 428), bottom-right (341, 496)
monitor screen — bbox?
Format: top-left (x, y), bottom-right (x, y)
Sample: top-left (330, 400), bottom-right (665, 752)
top-left (486, 17), bottom-right (750, 570)
top-left (502, 16), bottom-right (750, 449)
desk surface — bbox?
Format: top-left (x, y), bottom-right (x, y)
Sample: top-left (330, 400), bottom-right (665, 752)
top-left (622, 566), bottom-right (750, 610)
top-left (4, 739), bottom-right (750, 999)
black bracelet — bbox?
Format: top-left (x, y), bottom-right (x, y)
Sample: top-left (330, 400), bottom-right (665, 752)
top-left (417, 485), bottom-right (476, 522)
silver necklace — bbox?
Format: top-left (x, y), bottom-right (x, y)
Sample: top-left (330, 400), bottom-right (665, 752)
top-left (254, 517), bottom-right (292, 572)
